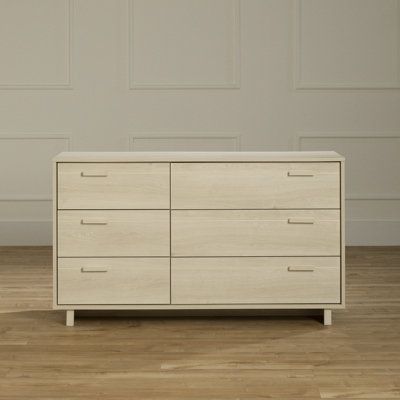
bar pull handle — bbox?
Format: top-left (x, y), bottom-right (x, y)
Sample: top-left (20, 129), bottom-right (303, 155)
top-left (80, 172), bottom-right (108, 177)
top-left (288, 266), bottom-right (315, 272)
top-left (81, 267), bottom-right (108, 273)
top-left (287, 218), bottom-right (314, 225)
top-left (80, 219), bottom-right (108, 225)
top-left (287, 171), bottom-right (314, 177)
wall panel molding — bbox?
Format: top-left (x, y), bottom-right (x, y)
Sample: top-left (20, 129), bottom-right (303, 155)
top-left (0, 0), bottom-right (73, 90)
top-left (294, 0), bottom-right (400, 89)
top-left (0, 134), bottom-right (71, 201)
top-left (128, 0), bottom-right (240, 89)
top-left (128, 133), bottom-right (241, 151)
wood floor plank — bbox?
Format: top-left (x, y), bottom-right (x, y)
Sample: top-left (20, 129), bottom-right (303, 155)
top-left (0, 246), bottom-right (399, 399)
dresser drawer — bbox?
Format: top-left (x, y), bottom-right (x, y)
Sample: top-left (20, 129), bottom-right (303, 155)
top-left (171, 162), bottom-right (339, 209)
top-left (58, 163), bottom-right (169, 209)
top-left (58, 258), bottom-right (170, 305)
top-left (172, 257), bottom-right (340, 304)
top-left (58, 210), bottom-right (170, 257)
top-left (172, 210), bottom-right (340, 256)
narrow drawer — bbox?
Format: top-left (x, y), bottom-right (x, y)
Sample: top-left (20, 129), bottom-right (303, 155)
top-left (172, 210), bottom-right (340, 256)
top-left (58, 163), bottom-right (169, 209)
top-left (58, 210), bottom-right (170, 257)
top-left (172, 257), bottom-right (340, 304)
top-left (58, 258), bottom-right (170, 305)
top-left (171, 162), bottom-right (339, 209)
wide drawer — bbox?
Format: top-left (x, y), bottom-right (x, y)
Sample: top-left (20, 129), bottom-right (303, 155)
top-left (171, 162), bottom-right (340, 209)
top-left (172, 257), bottom-right (341, 304)
top-left (172, 210), bottom-right (340, 256)
top-left (58, 210), bottom-right (170, 257)
top-left (58, 163), bottom-right (169, 209)
top-left (58, 258), bottom-right (170, 304)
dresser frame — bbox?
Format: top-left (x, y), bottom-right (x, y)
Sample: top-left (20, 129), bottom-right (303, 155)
top-left (53, 151), bottom-right (345, 326)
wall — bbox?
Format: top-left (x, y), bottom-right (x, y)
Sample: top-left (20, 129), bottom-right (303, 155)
top-left (0, 0), bottom-right (399, 245)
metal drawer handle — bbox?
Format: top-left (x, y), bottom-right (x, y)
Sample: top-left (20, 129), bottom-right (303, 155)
top-left (80, 172), bottom-right (108, 177)
top-left (288, 266), bottom-right (315, 272)
top-left (287, 218), bottom-right (314, 225)
top-left (287, 171), bottom-right (314, 177)
top-left (80, 219), bottom-right (108, 225)
top-left (81, 267), bottom-right (108, 273)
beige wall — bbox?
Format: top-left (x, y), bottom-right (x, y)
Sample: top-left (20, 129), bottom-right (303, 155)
top-left (0, 0), bottom-right (399, 245)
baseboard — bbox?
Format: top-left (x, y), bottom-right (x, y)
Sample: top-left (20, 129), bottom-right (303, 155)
top-left (0, 220), bottom-right (51, 245)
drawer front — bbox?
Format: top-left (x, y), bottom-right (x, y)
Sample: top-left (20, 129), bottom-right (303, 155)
top-left (171, 162), bottom-right (339, 209)
top-left (172, 210), bottom-right (340, 256)
top-left (58, 163), bottom-right (169, 209)
top-left (58, 258), bottom-right (170, 304)
top-left (58, 210), bottom-right (170, 257)
top-left (172, 257), bottom-right (340, 304)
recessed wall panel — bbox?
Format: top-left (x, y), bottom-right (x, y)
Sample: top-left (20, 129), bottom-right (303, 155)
top-left (130, 0), bottom-right (239, 88)
top-left (0, 0), bottom-right (71, 88)
top-left (131, 135), bottom-right (239, 151)
top-left (296, 0), bottom-right (400, 88)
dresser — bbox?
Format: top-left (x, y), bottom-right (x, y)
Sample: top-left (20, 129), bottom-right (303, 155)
top-left (53, 151), bottom-right (345, 326)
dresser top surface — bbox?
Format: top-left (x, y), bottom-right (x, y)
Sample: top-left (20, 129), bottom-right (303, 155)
top-left (54, 151), bottom-right (344, 162)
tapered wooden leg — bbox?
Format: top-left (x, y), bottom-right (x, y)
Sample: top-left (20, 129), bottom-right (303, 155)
top-left (66, 310), bottom-right (74, 327)
top-left (324, 309), bottom-right (332, 326)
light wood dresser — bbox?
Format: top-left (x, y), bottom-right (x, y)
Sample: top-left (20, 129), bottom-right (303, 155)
top-left (53, 151), bottom-right (345, 326)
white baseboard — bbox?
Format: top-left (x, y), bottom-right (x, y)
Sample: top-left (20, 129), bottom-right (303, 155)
top-left (0, 220), bottom-right (52, 245)
top-left (0, 220), bottom-right (399, 246)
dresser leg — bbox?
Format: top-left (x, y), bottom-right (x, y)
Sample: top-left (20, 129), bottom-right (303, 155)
top-left (66, 310), bottom-right (75, 327)
top-left (323, 309), bottom-right (332, 326)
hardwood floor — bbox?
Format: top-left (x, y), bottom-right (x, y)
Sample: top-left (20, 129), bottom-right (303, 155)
top-left (0, 246), bottom-right (399, 399)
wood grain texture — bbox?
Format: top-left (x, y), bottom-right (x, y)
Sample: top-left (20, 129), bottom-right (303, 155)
top-left (0, 246), bottom-right (399, 399)
top-left (54, 151), bottom-right (344, 162)
top-left (53, 161), bottom-right (58, 308)
top-left (171, 162), bottom-right (340, 209)
top-left (54, 157), bottom-right (344, 317)
top-left (171, 257), bottom-right (341, 304)
top-left (58, 162), bottom-right (170, 209)
top-left (172, 210), bottom-right (340, 256)
top-left (58, 210), bottom-right (170, 257)
top-left (340, 160), bottom-right (346, 306)
top-left (58, 258), bottom-right (170, 305)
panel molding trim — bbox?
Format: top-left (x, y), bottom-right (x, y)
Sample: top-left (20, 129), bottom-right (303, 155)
top-left (128, 0), bottom-right (241, 89)
top-left (293, 0), bottom-right (400, 90)
top-left (0, 0), bottom-right (73, 90)
top-left (296, 133), bottom-right (400, 200)
top-left (128, 133), bottom-right (241, 151)
top-left (0, 134), bottom-right (71, 201)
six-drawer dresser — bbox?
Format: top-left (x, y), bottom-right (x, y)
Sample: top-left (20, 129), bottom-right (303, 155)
top-left (53, 151), bottom-right (345, 326)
